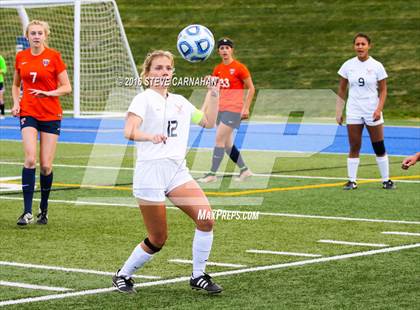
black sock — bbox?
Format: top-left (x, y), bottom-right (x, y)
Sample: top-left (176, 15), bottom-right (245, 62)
top-left (40, 172), bottom-right (53, 212)
top-left (210, 147), bottom-right (225, 173)
top-left (225, 145), bottom-right (246, 169)
top-left (0, 103), bottom-right (4, 115)
top-left (22, 167), bottom-right (36, 214)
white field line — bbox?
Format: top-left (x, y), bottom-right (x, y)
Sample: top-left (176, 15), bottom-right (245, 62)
top-left (0, 176), bottom-right (21, 192)
top-left (0, 261), bottom-right (160, 280)
top-left (168, 259), bottom-right (246, 268)
top-left (1, 243), bottom-right (419, 307)
top-left (1, 196), bottom-right (420, 225)
top-left (0, 281), bottom-right (72, 292)
top-left (0, 183), bottom-right (21, 192)
top-left (0, 161), bottom-right (133, 171)
top-left (246, 249), bottom-right (322, 257)
top-left (0, 176), bottom-right (21, 181)
top-left (382, 231), bottom-right (420, 237)
top-left (318, 240), bottom-right (388, 247)
top-left (0, 138), bottom-right (413, 157)
top-left (1, 161), bottom-right (419, 183)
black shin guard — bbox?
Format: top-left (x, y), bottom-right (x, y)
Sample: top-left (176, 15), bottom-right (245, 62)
top-left (144, 237), bottom-right (162, 253)
top-left (372, 140), bottom-right (386, 157)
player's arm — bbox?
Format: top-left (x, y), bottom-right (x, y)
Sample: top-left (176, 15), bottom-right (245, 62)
top-left (11, 70), bottom-right (22, 116)
top-left (373, 79), bottom-right (387, 121)
top-left (336, 77), bottom-right (348, 125)
top-left (29, 70), bottom-right (72, 97)
top-left (196, 77), bottom-right (220, 129)
top-left (124, 112), bottom-right (166, 144)
top-left (241, 77), bottom-right (255, 120)
top-left (402, 152), bottom-right (420, 170)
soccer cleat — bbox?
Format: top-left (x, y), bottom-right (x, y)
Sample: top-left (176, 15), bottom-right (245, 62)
top-left (17, 213), bottom-right (34, 226)
top-left (36, 210), bottom-right (48, 225)
top-left (343, 181), bottom-right (357, 190)
top-left (383, 179), bottom-right (396, 190)
top-left (197, 172), bottom-right (217, 183)
top-left (234, 168), bottom-right (252, 182)
top-left (190, 273), bottom-right (223, 294)
top-left (112, 270), bottom-right (136, 293)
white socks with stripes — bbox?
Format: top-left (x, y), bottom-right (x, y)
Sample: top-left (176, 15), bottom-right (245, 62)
top-left (118, 244), bottom-right (153, 277)
top-left (347, 157), bottom-right (360, 182)
top-left (376, 155), bottom-right (389, 182)
top-left (192, 229), bottom-right (213, 279)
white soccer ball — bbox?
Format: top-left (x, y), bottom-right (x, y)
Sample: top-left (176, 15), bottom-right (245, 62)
top-left (177, 24), bottom-right (215, 63)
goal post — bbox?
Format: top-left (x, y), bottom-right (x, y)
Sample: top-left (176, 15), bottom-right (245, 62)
top-left (0, 0), bottom-right (140, 117)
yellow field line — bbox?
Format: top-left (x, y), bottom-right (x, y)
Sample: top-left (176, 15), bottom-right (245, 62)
top-left (3, 175), bottom-right (419, 197)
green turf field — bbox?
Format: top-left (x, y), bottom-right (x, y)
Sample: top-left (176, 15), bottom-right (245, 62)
top-left (116, 0), bottom-right (420, 119)
top-left (1, 1), bottom-right (419, 119)
top-left (1, 140), bottom-right (419, 308)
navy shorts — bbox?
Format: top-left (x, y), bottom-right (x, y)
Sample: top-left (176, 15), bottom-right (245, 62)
top-left (0, 82), bottom-right (3, 92)
top-left (216, 111), bottom-right (241, 129)
top-left (20, 116), bottom-right (61, 135)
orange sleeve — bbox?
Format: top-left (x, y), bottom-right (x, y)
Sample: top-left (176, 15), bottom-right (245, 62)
top-left (238, 63), bottom-right (250, 80)
top-left (212, 65), bottom-right (219, 77)
top-left (15, 52), bottom-right (21, 71)
top-left (54, 52), bottom-right (66, 74)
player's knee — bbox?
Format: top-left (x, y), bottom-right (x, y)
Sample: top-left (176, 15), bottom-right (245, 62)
top-left (372, 140), bottom-right (386, 156)
top-left (40, 165), bottom-right (52, 176)
top-left (349, 143), bottom-right (361, 154)
top-left (147, 234), bottom-right (167, 250)
top-left (197, 218), bottom-right (214, 232)
top-left (24, 157), bottom-right (36, 168)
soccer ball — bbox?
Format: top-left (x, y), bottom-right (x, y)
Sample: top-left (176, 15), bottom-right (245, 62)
top-left (177, 24), bottom-right (214, 63)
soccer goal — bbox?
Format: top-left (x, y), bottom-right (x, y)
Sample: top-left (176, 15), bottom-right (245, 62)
top-left (0, 0), bottom-right (140, 118)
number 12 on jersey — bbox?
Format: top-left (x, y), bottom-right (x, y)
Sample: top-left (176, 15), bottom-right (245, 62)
top-left (167, 120), bottom-right (178, 137)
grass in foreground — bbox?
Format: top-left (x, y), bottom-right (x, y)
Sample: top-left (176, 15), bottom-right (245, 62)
top-left (1, 141), bottom-right (419, 308)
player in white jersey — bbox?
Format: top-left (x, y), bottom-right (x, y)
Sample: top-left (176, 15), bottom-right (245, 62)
top-left (112, 50), bottom-right (223, 294)
top-left (336, 33), bottom-right (395, 190)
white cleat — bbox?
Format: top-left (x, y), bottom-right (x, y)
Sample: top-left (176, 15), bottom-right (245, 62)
top-left (234, 169), bottom-right (252, 182)
top-left (197, 173), bottom-right (218, 183)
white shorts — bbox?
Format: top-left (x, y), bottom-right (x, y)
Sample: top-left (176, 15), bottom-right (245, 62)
top-left (346, 113), bottom-right (384, 126)
top-left (133, 158), bottom-right (193, 202)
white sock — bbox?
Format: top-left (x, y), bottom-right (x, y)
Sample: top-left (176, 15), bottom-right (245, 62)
top-left (376, 155), bottom-right (389, 182)
top-left (118, 244), bottom-right (153, 277)
top-left (347, 158), bottom-right (360, 182)
top-left (192, 229), bottom-right (213, 279)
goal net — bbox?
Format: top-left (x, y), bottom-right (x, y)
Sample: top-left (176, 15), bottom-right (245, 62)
top-left (0, 0), bottom-right (139, 117)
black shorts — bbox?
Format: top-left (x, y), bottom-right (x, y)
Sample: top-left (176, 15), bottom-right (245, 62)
top-left (216, 111), bottom-right (242, 129)
top-left (20, 116), bottom-right (61, 135)
top-left (0, 82), bottom-right (3, 91)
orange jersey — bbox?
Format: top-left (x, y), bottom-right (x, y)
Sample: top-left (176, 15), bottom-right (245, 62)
top-left (212, 60), bottom-right (250, 113)
top-left (15, 47), bottom-right (66, 121)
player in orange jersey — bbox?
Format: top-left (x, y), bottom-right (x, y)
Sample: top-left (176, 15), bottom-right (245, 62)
top-left (11, 20), bottom-right (72, 226)
top-left (198, 38), bottom-right (255, 183)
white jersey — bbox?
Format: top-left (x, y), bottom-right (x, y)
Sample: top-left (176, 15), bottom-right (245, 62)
top-left (127, 88), bottom-right (198, 162)
top-left (338, 56), bottom-right (388, 116)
